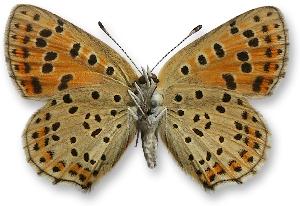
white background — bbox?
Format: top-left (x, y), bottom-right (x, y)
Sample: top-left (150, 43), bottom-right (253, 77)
top-left (0, 0), bottom-right (298, 205)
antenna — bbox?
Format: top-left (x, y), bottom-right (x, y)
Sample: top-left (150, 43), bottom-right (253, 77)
top-left (151, 25), bottom-right (202, 72)
top-left (98, 21), bottom-right (141, 74)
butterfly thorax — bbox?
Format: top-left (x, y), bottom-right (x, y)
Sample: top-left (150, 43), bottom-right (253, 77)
top-left (128, 70), bottom-right (166, 168)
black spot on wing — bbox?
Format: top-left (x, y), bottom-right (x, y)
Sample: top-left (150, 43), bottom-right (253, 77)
top-left (58, 74), bottom-right (73, 91)
top-left (31, 77), bottom-right (42, 94)
top-left (222, 74), bottom-right (236, 90)
top-left (252, 76), bottom-right (264, 92)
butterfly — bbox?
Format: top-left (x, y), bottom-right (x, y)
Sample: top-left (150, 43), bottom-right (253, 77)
top-left (5, 4), bottom-right (287, 190)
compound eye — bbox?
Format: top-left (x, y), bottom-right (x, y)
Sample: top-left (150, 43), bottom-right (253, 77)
top-left (151, 73), bottom-right (159, 83)
top-left (152, 77), bottom-right (159, 83)
top-left (138, 76), bottom-right (146, 84)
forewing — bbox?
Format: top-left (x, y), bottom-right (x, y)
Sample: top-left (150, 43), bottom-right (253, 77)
top-left (158, 6), bottom-right (287, 97)
top-left (24, 84), bottom-right (136, 189)
top-left (5, 4), bottom-right (138, 99)
top-left (158, 85), bottom-right (268, 189)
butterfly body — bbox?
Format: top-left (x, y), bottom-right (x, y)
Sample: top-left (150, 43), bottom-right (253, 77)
top-left (129, 70), bottom-right (165, 168)
top-left (5, 5), bottom-right (287, 190)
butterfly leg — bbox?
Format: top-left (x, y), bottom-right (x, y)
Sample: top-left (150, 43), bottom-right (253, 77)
top-left (148, 107), bottom-right (167, 125)
top-left (128, 90), bottom-right (147, 118)
top-left (128, 106), bottom-right (139, 120)
top-left (135, 130), bottom-right (140, 147)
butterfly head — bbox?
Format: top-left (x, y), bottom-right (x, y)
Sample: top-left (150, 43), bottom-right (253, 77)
top-left (137, 73), bottom-right (159, 85)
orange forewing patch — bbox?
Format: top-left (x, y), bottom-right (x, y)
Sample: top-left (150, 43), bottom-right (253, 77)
top-left (158, 7), bottom-right (287, 98)
top-left (6, 5), bottom-right (138, 99)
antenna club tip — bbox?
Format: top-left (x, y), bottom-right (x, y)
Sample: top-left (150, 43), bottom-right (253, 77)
top-left (98, 21), bottom-right (105, 29)
top-left (190, 25), bottom-right (202, 35)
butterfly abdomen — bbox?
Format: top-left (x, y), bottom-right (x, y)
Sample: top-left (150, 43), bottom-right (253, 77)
top-left (141, 129), bottom-right (158, 168)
